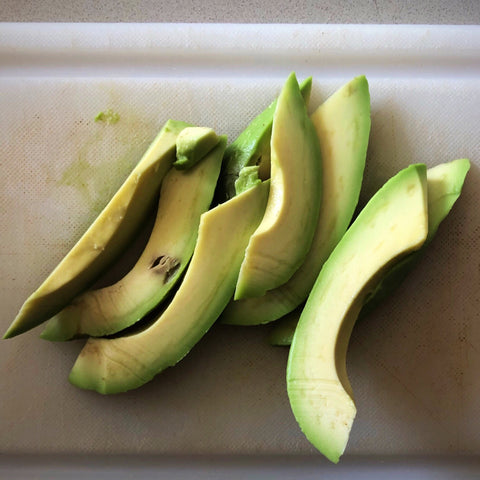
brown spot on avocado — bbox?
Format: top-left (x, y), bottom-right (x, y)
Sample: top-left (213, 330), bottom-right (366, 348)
top-left (150, 255), bottom-right (180, 284)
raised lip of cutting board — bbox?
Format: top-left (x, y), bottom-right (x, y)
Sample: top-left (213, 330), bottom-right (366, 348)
top-left (0, 23), bottom-right (479, 79)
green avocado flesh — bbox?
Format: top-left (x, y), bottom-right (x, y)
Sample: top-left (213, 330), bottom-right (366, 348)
top-left (360, 157), bottom-right (470, 316)
top-left (267, 308), bottom-right (303, 346)
top-left (223, 75), bottom-right (370, 324)
top-left (173, 127), bottom-right (220, 170)
top-left (4, 120), bottom-right (190, 339)
top-left (233, 72), bottom-right (322, 300)
top-left (69, 180), bottom-right (269, 394)
top-left (217, 77), bottom-right (312, 202)
top-left (235, 165), bottom-right (262, 195)
top-left (287, 164), bottom-right (429, 463)
top-left (40, 137), bottom-right (227, 341)
top-left (270, 158), bottom-right (470, 346)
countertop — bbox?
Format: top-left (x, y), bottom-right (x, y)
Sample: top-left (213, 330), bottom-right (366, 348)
top-left (0, 0), bottom-right (479, 24)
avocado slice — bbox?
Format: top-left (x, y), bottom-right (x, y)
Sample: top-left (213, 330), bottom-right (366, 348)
top-left (40, 137), bottom-right (227, 341)
top-left (69, 180), bottom-right (270, 394)
top-left (267, 307), bottom-right (303, 347)
top-left (287, 164), bottom-right (429, 463)
top-left (269, 158), bottom-right (470, 346)
top-left (235, 165), bottom-right (262, 195)
top-left (217, 77), bottom-right (312, 202)
top-left (4, 120), bottom-right (191, 339)
top-left (173, 127), bottom-right (220, 170)
top-left (233, 72), bottom-right (322, 300)
top-left (360, 157), bottom-right (470, 317)
top-left (223, 75), bottom-right (370, 323)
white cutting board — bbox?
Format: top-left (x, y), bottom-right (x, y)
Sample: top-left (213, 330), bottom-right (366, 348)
top-left (0, 24), bottom-right (479, 461)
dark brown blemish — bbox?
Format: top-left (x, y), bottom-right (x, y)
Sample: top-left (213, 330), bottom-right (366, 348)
top-left (150, 255), bottom-right (181, 284)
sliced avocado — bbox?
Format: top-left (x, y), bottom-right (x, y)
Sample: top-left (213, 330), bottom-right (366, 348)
top-left (267, 307), bottom-right (303, 347)
top-left (40, 137), bottom-right (227, 341)
top-left (233, 72), bottom-right (322, 300)
top-left (4, 120), bottom-right (191, 339)
top-left (235, 165), bottom-right (262, 195)
top-left (69, 180), bottom-right (270, 394)
top-left (217, 77), bottom-right (312, 202)
top-left (223, 75), bottom-right (370, 323)
top-left (287, 164), bottom-right (429, 463)
top-left (270, 158), bottom-right (470, 346)
top-left (174, 127), bottom-right (220, 170)
top-left (361, 157), bottom-right (470, 316)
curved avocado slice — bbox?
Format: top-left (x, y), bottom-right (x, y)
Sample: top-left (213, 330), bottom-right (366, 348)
top-left (270, 158), bottom-right (471, 346)
top-left (69, 180), bottom-right (269, 394)
top-left (4, 120), bottom-right (190, 339)
top-left (233, 72), bottom-right (322, 300)
top-left (223, 75), bottom-right (370, 323)
top-left (40, 137), bottom-right (227, 341)
top-left (217, 76), bottom-right (312, 202)
top-left (173, 127), bottom-right (220, 170)
top-left (287, 164), bottom-right (429, 463)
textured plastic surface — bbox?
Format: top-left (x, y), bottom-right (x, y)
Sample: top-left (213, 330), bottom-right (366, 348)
top-left (0, 23), bottom-right (479, 474)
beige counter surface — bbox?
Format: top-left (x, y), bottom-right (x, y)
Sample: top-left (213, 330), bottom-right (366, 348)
top-left (1, 0), bottom-right (479, 24)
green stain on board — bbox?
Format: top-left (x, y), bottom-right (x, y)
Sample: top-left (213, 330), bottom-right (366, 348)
top-left (57, 105), bottom-right (157, 221)
top-left (60, 155), bottom-right (145, 217)
top-left (58, 154), bottom-right (116, 215)
top-left (94, 109), bottom-right (121, 124)
top-left (57, 132), bottom-right (138, 216)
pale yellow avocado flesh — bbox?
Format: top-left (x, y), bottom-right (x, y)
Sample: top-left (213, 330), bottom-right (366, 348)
top-left (69, 180), bottom-right (269, 394)
top-left (223, 75), bottom-right (370, 324)
top-left (234, 72), bottom-right (322, 299)
top-left (41, 137), bottom-right (226, 341)
top-left (4, 120), bottom-right (190, 339)
top-left (287, 164), bottom-right (429, 463)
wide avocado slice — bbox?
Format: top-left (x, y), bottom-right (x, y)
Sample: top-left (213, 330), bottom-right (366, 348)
top-left (40, 136), bottom-right (227, 341)
top-left (4, 120), bottom-right (190, 339)
top-left (223, 75), bottom-right (370, 324)
top-left (69, 180), bottom-right (269, 394)
top-left (270, 158), bottom-right (470, 346)
top-left (287, 164), bottom-right (429, 463)
top-left (233, 72), bottom-right (322, 300)
top-left (217, 77), bottom-right (312, 202)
